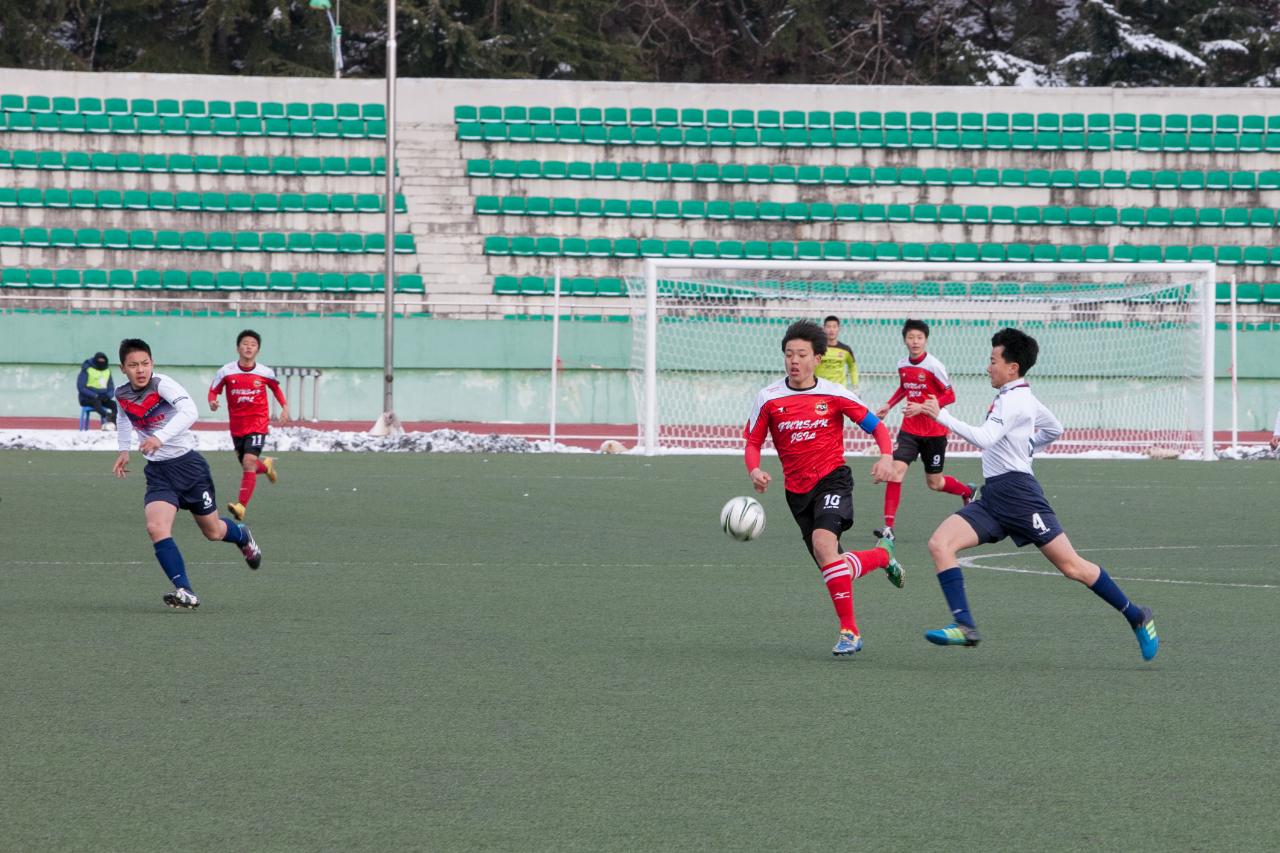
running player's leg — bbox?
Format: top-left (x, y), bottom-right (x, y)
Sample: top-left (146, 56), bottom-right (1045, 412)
top-left (187, 455), bottom-right (261, 569)
top-left (146, 499), bottom-right (198, 606)
top-left (922, 437), bottom-right (973, 502)
top-left (923, 513), bottom-right (984, 645)
top-left (878, 458), bottom-right (910, 540)
top-left (229, 434), bottom-right (268, 519)
top-left (1039, 533), bottom-right (1157, 658)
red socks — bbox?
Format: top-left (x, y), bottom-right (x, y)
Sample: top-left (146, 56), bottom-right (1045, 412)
top-left (843, 547), bottom-right (890, 578)
top-left (941, 476), bottom-right (972, 499)
top-left (883, 481), bottom-right (901, 527)
top-left (255, 459), bottom-right (268, 475)
top-left (238, 470), bottom-right (257, 506)
top-left (820, 559), bottom-right (858, 634)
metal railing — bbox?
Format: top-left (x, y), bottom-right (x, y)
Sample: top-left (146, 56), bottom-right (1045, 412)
top-left (277, 367), bottom-right (323, 422)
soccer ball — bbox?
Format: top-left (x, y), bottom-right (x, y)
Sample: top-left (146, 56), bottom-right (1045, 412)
top-left (720, 496), bottom-right (766, 541)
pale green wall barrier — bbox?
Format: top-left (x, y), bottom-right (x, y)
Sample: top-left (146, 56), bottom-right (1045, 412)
top-left (2, 313), bottom-right (1279, 428)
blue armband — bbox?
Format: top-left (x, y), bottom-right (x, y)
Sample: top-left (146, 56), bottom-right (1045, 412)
top-left (857, 412), bottom-right (881, 433)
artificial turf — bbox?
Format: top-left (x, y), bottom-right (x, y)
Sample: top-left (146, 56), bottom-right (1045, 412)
top-left (1, 450), bottom-right (1276, 851)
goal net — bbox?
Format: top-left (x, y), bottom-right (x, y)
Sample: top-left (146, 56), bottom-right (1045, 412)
top-left (627, 261), bottom-right (1215, 459)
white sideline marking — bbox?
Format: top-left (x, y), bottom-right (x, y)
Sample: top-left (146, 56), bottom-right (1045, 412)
top-left (958, 547), bottom-right (1280, 590)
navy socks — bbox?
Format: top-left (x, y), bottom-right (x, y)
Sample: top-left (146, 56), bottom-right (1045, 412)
top-left (936, 567), bottom-right (975, 628)
top-left (1089, 568), bottom-right (1145, 627)
top-left (154, 537), bottom-right (192, 592)
top-left (220, 518), bottom-right (247, 546)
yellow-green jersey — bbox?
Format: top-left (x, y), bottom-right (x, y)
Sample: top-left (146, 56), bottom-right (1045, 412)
top-left (816, 342), bottom-right (858, 388)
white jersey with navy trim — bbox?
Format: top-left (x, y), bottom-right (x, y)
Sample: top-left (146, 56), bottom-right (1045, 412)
top-left (115, 372), bottom-right (199, 461)
top-left (936, 379), bottom-right (1063, 479)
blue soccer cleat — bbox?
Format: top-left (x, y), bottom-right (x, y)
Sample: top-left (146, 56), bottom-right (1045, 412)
top-left (924, 622), bottom-right (980, 647)
top-left (1134, 606), bottom-right (1159, 661)
top-left (877, 537), bottom-right (905, 589)
top-left (963, 483), bottom-right (978, 506)
top-left (832, 630), bottom-right (863, 657)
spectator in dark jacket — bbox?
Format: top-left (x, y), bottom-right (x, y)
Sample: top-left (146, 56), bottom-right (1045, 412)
top-left (77, 352), bottom-right (118, 429)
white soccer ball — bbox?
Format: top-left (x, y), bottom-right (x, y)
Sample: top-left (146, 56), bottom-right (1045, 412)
top-left (720, 496), bottom-right (766, 541)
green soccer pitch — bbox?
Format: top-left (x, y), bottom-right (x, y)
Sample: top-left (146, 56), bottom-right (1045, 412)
top-left (1, 450), bottom-right (1276, 852)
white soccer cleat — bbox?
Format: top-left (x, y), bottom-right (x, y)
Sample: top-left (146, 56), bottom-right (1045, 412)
top-left (163, 588), bottom-right (200, 609)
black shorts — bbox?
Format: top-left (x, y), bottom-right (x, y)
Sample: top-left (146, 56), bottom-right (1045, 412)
top-left (893, 430), bottom-right (949, 474)
top-left (786, 466), bottom-right (855, 551)
top-left (143, 451), bottom-right (218, 516)
top-left (956, 471), bottom-right (1065, 548)
top-left (233, 432), bottom-right (267, 462)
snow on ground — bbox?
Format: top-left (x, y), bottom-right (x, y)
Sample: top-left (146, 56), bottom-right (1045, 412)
top-left (0, 426), bottom-right (589, 454)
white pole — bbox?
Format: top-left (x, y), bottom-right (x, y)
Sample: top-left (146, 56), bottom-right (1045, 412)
top-left (1230, 273), bottom-right (1238, 450)
top-left (1202, 268), bottom-right (1217, 460)
top-left (549, 266), bottom-right (561, 450)
top-left (381, 0), bottom-right (396, 420)
top-left (643, 259), bottom-right (658, 455)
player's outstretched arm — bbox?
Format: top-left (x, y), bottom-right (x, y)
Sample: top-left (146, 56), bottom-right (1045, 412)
top-left (113, 452), bottom-right (129, 478)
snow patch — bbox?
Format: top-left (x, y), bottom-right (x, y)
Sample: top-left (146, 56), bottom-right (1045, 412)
top-left (1200, 39), bottom-right (1248, 55)
top-left (0, 427), bottom-right (589, 455)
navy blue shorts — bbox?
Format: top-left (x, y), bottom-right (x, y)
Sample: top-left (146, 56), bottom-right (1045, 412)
top-left (143, 451), bottom-right (218, 515)
top-left (955, 471), bottom-right (1064, 548)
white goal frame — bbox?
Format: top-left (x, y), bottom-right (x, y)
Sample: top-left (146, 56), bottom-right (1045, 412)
top-left (638, 260), bottom-right (1216, 459)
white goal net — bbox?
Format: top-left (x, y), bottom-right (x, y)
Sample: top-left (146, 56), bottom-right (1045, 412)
top-left (627, 261), bottom-right (1215, 458)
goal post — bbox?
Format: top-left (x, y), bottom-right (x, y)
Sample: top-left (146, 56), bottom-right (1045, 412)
top-left (629, 260), bottom-right (1216, 460)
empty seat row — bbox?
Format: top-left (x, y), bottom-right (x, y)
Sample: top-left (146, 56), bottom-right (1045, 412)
top-left (0, 186), bottom-right (406, 213)
top-left (475, 195), bottom-right (1280, 227)
top-left (457, 123), bottom-right (1280, 153)
top-left (493, 275), bottom-right (626, 297)
top-left (488, 275), bottom-right (1279, 304)
top-left (1, 95), bottom-right (383, 120)
top-left (0, 148), bottom-right (388, 176)
top-left (1215, 283), bottom-right (1277, 303)
top-left (456, 105), bottom-right (1280, 135)
top-left (0, 226), bottom-right (415, 253)
top-left (0, 267), bottom-right (424, 292)
top-left (0, 111), bottom-right (386, 139)
top-left (465, 158), bottom-right (1280, 191)
top-left (481, 234), bottom-right (1280, 265)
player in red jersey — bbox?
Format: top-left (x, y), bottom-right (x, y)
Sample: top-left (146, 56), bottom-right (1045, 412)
top-left (873, 319), bottom-right (975, 541)
top-left (744, 321), bottom-right (903, 657)
top-left (208, 330), bottom-right (288, 520)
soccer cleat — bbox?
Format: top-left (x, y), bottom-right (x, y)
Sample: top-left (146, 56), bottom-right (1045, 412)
top-left (925, 622), bottom-right (981, 647)
top-left (163, 587), bottom-right (199, 609)
top-left (239, 524), bottom-right (262, 570)
top-left (262, 457), bottom-right (278, 484)
top-left (877, 537), bottom-right (905, 589)
top-left (873, 525), bottom-right (895, 542)
top-left (227, 501), bottom-right (246, 521)
top-left (963, 483), bottom-right (978, 506)
top-left (1134, 606), bottom-right (1159, 661)
top-left (832, 630), bottom-right (863, 656)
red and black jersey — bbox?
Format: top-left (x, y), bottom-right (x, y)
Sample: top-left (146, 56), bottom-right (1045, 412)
top-left (744, 377), bottom-right (889, 494)
top-left (208, 362), bottom-right (286, 437)
top-left (885, 352), bottom-right (956, 438)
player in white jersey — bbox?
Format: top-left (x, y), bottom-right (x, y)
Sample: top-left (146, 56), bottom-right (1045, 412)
top-left (905, 327), bottom-right (1159, 661)
top-left (113, 338), bottom-right (263, 609)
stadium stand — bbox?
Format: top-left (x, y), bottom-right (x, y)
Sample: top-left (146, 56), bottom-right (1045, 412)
top-left (3, 71), bottom-right (1280, 316)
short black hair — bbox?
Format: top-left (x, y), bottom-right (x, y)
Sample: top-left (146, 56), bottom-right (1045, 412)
top-left (237, 329), bottom-right (261, 346)
top-left (822, 315), bottom-right (840, 325)
top-left (782, 320), bottom-right (827, 356)
top-left (902, 319), bottom-right (930, 339)
top-left (119, 338), bottom-right (151, 363)
top-left (991, 327), bottom-right (1039, 376)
